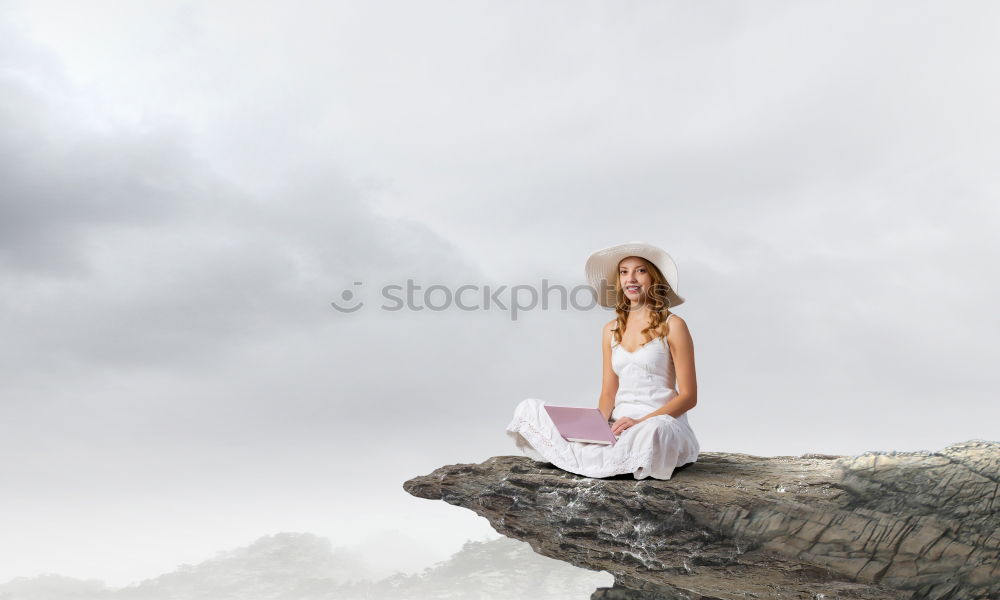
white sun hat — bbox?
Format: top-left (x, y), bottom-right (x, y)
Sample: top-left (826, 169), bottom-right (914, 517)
top-left (584, 241), bottom-right (686, 309)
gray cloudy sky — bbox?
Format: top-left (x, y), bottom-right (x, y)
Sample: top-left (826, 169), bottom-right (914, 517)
top-left (2, 0), bottom-right (998, 589)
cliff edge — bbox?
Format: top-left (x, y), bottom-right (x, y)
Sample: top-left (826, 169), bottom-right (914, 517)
top-left (403, 440), bottom-right (998, 600)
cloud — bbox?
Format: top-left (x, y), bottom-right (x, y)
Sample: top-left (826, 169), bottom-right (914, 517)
top-left (0, 22), bottom-right (480, 373)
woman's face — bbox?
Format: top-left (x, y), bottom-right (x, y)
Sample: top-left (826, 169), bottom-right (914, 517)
top-left (618, 257), bottom-right (651, 304)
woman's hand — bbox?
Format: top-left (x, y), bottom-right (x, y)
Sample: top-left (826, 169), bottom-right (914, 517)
top-left (611, 416), bottom-right (643, 435)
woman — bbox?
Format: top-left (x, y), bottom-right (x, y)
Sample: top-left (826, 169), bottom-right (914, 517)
top-left (505, 241), bottom-right (700, 480)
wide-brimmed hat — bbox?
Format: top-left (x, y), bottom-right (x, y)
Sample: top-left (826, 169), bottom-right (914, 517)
top-left (585, 241), bottom-right (686, 309)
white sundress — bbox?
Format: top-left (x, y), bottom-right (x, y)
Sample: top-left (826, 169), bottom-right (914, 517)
top-left (505, 313), bottom-right (700, 480)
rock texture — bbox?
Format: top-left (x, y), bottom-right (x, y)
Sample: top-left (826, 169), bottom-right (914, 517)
top-left (403, 440), bottom-right (999, 600)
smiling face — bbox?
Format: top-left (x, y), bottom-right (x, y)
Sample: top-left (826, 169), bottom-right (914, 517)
top-left (618, 256), bottom-right (653, 305)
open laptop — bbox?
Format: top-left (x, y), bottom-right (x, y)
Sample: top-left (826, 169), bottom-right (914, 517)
top-left (543, 405), bottom-right (619, 446)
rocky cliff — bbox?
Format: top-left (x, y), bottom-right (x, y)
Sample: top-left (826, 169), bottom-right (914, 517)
top-left (403, 440), bottom-right (998, 600)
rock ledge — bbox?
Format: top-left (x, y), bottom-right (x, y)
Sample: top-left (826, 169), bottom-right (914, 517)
top-left (403, 440), bottom-right (999, 600)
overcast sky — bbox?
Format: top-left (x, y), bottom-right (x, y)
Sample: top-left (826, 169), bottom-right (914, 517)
top-left (2, 0), bottom-right (998, 589)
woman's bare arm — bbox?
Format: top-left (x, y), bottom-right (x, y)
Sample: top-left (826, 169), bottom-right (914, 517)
top-left (598, 320), bottom-right (620, 421)
top-left (640, 315), bottom-right (698, 420)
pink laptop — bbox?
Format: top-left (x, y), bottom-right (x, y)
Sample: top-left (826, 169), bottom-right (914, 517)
top-left (543, 405), bottom-right (619, 446)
